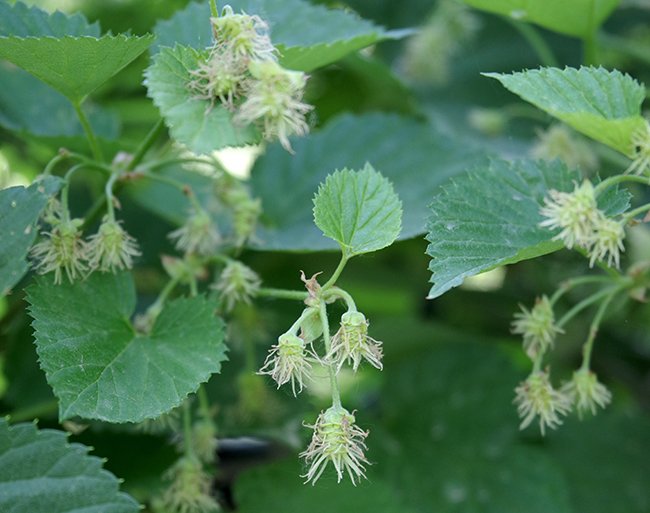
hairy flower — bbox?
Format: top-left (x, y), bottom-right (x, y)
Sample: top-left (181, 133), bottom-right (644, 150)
top-left (562, 368), bottom-right (611, 418)
top-left (154, 456), bottom-right (219, 513)
top-left (169, 209), bottom-right (221, 256)
top-left (212, 261), bottom-right (261, 311)
top-left (30, 218), bottom-right (88, 284)
top-left (258, 332), bottom-right (313, 395)
top-left (514, 370), bottom-right (572, 435)
top-left (235, 60), bottom-right (312, 151)
top-left (87, 216), bottom-right (140, 272)
top-left (191, 418), bottom-right (218, 464)
top-left (326, 311), bottom-right (383, 372)
top-left (210, 6), bottom-right (276, 62)
top-left (300, 406), bottom-right (370, 485)
top-left (511, 296), bottom-right (563, 359)
top-left (539, 180), bottom-right (600, 250)
top-left (531, 124), bottom-right (598, 172)
top-left (588, 215), bottom-right (626, 269)
top-left (626, 121), bottom-right (650, 175)
top-left (188, 48), bottom-right (249, 109)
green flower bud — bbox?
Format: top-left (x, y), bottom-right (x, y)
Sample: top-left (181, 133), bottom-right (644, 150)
top-left (87, 216), bottom-right (140, 272)
top-left (327, 311), bottom-right (383, 372)
top-left (562, 368), bottom-right (611, 418)
top-left (212, 261), bottom-right (261, 312)
top-left (514, 370), bottom-right (572, 435)
top-left (258, 332), bottom-right (313, 396)
top-left (30, 217), bottom-right (88, 284)
top-left (511, 295), bottom-right (563, 359)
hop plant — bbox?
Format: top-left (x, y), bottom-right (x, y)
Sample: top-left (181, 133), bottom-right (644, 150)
top-left (235, 60), bottom-right (312, 151)
top-left (626, 120), bottom-right (650, 175)
top-left (154, 456), bottom-right (219, 513)
top-left (539, 180), bottom-right (600, 250)
top-left (210, 5), bottom-right (276, 62)
top-left (169, 209), bottom-right (221, 256)
top-left (562, 368), bottom-right (612, 418)
top-left (300, 406), bottom-right (370, 485)
top-left (589, 215), bottom-right (626, 269)
top-left (30, 217), bottom-right (88, 284)
top-left (87, 216), bottom-right (140, 272)
top-left (188, 48), bottom-right (249, 109)
top-left (258, 332), bottom-right (314, 395)
top-left (326, 311), bottom-right (383, 372)
top-left (511, 296), bottom-right (563, 359)
top-left (212, 261), bottom-right (261, 311)
top-left (514, 370), bottom-right (572, 435)
top-left (191, 418), bottom-right (218, 464)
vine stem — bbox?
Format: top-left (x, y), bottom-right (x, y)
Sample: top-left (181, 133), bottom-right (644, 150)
top-left (4, 399), bottom-right (58, 423)
top-left (73, 101), bottom-right (104, 162)
top-left (256, 288), bottom-right (308, 301)
top-left (549, 274), bottom-right (622, 304)
top-left (324, 287), bottom-right (357, 312)
top-left (127, 119), bottom-right (165, 171)
top-left (183, 401), bottom-right (195, 458)
top-left (508, 19), bottom-right (558, 67)
top-left (318, 300), bottom-right (341, 409)
top-left (138, 156), bottom-right (218, 173)
top-left (622, 203), bottom-right (650, 223)
top-left (594, 174), bottom-right (650, 195)
top-left (556, 285), bottom-right (624, 329)
top-left (322, 253), bottom-right (349, 290)
top-left (580, 291), bottom-right (616, 370)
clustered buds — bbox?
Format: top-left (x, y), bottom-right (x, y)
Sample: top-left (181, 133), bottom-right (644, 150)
top-left (153, 456), bottom-right (219, 513)
top-left (30, 200), bottom-right (139, 284)
top-left (168, 208), bottom-right (221, 256)
top-left (212, 260), bottom-right (261, 311)
top-left (540, 180), bottom-right (626, 268)
top-left (188, 6), bottom-right (312, 151)
top-left (627, 120), bottom-right (650, 176)
top-left (300, 406), bottom-right (370, 485)
top-left (258, 332), bottom-right (314, 396)
top-left (511, 295), bottom-right (563, 359)
top-left (327, 311), bottom-right (383, 372)
top-left (513, 370), bottom-right (572, 435)
top-left (561, 368), bottom-right (611, 419)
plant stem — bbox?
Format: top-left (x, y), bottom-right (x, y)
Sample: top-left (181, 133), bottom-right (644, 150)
top-left (287, 306), bottom-right (318, 334)
top-left (138, 156), bottom-right (217, 172)
top-left (4, 399), bottom-right (59, 423)
top-left (594, 174), bottom-right (650, 195)
top-left (323, 287), bottom-right (357, 312)
top-left (509, 19), bottom-right (558, 67)
top-left (197, 385), bottom-right (211, 419)
top-left (183, 400), bottom-right (195, 458)
top-left (556, 285), bottom-right (623, 329)
top-left (73, 101), bottom-right (104, 162)
top-left (318, 301), bottom-right (341, 408)
top-left (256, 288), bottom-right (308, 301)
top-left (104, 172), bottom-right (120, 220)
top-left (549, 274), bottom-right (620, 304)
top-left (42, 153), bottom-right (68, 176)
top-left (128, 119), bottom-right (165, 171)
top-left (622, 203), bottom-right (650, 223)
top-left (580, 291), bottom-right (616, 370)
top-left (322, 253), bottom-right (349, 290)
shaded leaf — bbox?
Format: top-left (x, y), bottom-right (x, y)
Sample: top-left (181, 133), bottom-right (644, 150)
top-left (484, 67), bottom-right (646, 156)
top-left (313, 164), bottom-right (402, 256)
top-left (250, 113), bottom-right (483, 252)
top-left (144, 44), bottom-right (260, 154)
top-left (27, 272), bottom-right (227, 423)
top-left (0, 419), bottom-right (139, 513)
top-left (0, 1), bottom-right (99, 38)
top-left (152, 0), bottom-right (402, 71)
top-left (0, 176), bottom-right (63, 296)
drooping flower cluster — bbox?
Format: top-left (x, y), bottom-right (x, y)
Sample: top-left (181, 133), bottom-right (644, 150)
top-left (531, 124), bottom-right (598, 172)
top-left (511, 295), bottom-right (563, 359)
top-left (188, 6), bottom-right (312, 151)
top-left (562, 368), bottom-right (612, 419)
top-left (300, 406), bottom-right (370, 485)
top-left (153, 456), bottom-right (219, 513)
top-left (258, 332), bottom-right (314, 396)
top-left (168, 208), bottom-right (221, 256)
top-left (326, 311), bottom-right (383, 372)
top-left (30, 199), bottom-right (139, 284)
top-left (540, 180), bottom-right (626, 268)
top-left (514, 370), bottom-right (572, 435)
top-left (212, 260), bottom-right (261, 311)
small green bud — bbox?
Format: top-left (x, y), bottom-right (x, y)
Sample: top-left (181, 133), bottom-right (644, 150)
top-left (155, 456), bottom-right (219, 513)
top-left (169, 209), bottom-right (221, 256)
top-left (514, 370), bottom-right (572, 435)
top-left (258, 332), bottom-right (313, 396)
top-left (468, 108), bottom-right (507, 137)
top-left (589, 215), bottom-right (625, 269)
top-left (212, 261), bottom-right (261, 312)
top-left (327, 311), bottom-right (383, 372)
top-left (531, 124), bottom-right (598, 172)
top-left (87, 216), bottom-right (140, 272)
top-left (30, 217), bottom-right (88, 284)
top-left (511, 295), bottom-right (563, 359)
top-left (562, 368), bottom-right (611, 419)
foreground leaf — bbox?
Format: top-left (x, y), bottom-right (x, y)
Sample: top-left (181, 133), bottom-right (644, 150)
top-left (426, 158), bottom-right (628, 299)
top-left (484, 67), bottom-right (646, 156)
top-left (0, 1), bottom-right (99, 38)
top-left (145, 45), bottom-right (260, 154)
top-left (0, 419), bottom-right (139, 513)
top-left (0, 34), bottom-right (154, 102)
top-left (152, 0), bottom-right (400, 71)
top-left (250, 113), bottom-right (483, 251)
top-left (0, 176), bottom-right (63, 296)
top-left (313, 164), bottom-right (402, 256)
top-left (462, 0), bottom-right (619, 38)
top-left (27, 272), bottom-right (227, 423)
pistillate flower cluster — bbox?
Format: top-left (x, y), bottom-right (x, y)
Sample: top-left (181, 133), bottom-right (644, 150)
top-left (188, 5), bottom-right (313, 151)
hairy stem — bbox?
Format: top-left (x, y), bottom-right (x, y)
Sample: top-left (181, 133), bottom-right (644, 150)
top-left (73, 101), bottom-right (104, 162)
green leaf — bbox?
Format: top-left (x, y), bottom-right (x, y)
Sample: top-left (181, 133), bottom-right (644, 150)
top-left (0, 176), bottom-right (63, 296)
top-left (0, 1), bottom-right (100, 38)
top-left (425, 158), bottom-right (629, 299)
top-left (250, 113), bottom-right (483, 252)
top-left (26, 272), bottom-right (228, 423)
top-left (484, 67), bottom-right (646, 156)
top-left (462, 0), bottom-right (620, 38)
top-left (0, 419), bottom-right (139, 513)
top-left (313, 163), bottom-right (402, 256)
top-left (0, 62), bottom-right (119, 139)
top-left (144, 45), bottom-right (260, 154)
top-left (152, 0), bottom-right (401, 71)
top-left (0, 33), bottom-right (154, 103)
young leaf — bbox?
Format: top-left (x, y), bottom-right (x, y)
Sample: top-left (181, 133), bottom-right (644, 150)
top-left (0, 1), bottom-right (100, 38)
top-left (426, 158), bottom-right (629, 299)
top-left (484, 67), bottom-right (646, 156)
top-left (249, 113), bottom-right (483, 252)
top-left (152, 0), bottom-right (402, 71)
top-left (0, 176), bottom-right (63, 296)
top-left (462, 0), bottom-right (619, 39)
top-left (0, 34), bottom-right (154, 103)
top-left (27, 272), bottom-right (228, 423)
top-left (0, 419), bottom-right (139, 513)
top-left (145, 44), bottom-right (260, 154)
top-left (313, 163), bottom-right (402, 256)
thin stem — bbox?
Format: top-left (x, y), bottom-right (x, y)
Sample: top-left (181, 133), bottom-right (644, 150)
top-left (104, 172), bottom-right (120, 220)
top-left (127, 119), bottom-right (165, 171)
top-left (594, 174), bottom-right (650, 195)
top-left (183, 400), bottom-right (195, 458)
top-left (322, 253), bottom-right (349, 290)
top-left (61, 164), bottom-right (88, 222)
top-left (323, 287), bottom-right (357, 312)
top-left (508, 19), bottom-right (558, 67)
top-left (583, 33), bottom-right (599, 65)
top-left (549, 275), bottom-right (620, 304)
top-left (4, 399), bottom-right (58, 423)
top-left (599, 33), bottom-right (650, 67)
top-left (556, 285), bottom-right (622, 329)
top-left (189, 276), bottom-right (198, 297)
top-left (209, 0), bottom-right (218, 17)
top-left (622, 203), bottom-right (650, 223)
top-left (318, 301), bottom-right (341, 408)
top-left (532, 354), bottom-right (543, 373)
top-left (138, 171), bottom-right (203, 210)
top-left (256, 287), bottom-right (308, 301)
top-left (138, 156), bottom-right (216, 173)
top-left (42, 153), bottom-right (68, 176)
top-left (580, 291), bottom-right (617, 370)
top-left (149, 276), bottom-right (181, 315)
top-left (287, 306), bottom-right (318, 335)
top-left (197, 385), bottom-right (211, 419)
top-left (73, 101), bottom-right (104, 162)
